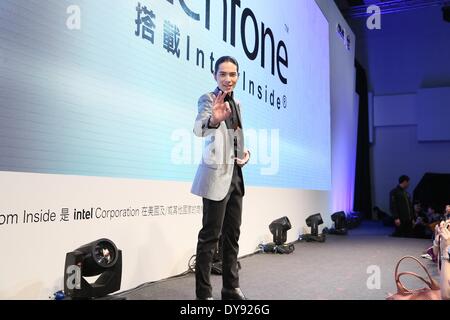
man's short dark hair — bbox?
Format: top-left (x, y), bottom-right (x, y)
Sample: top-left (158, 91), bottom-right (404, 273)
top-left (398, 175), bottom-right (410, 184)
top-left (214, 56), bottom-right (239, 75)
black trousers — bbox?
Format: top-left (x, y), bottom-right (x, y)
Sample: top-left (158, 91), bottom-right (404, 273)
top-left (195, 165), bottom-right (244, 299)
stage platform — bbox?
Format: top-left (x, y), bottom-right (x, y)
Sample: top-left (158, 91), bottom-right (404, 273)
top-left (117, 221), bottom-right (436, 300)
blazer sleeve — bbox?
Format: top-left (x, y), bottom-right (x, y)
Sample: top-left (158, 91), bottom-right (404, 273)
top-left (193, 93), bottom-right (219, 137)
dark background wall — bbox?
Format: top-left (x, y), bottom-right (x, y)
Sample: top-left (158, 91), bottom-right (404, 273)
top-left (339, 2), bottom-right (450, 214)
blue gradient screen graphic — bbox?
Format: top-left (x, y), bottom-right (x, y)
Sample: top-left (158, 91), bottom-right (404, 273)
top-left (0, 0), bottom-right (331, 190)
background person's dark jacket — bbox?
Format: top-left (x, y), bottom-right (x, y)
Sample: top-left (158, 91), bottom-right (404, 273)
top-left (389, 185), bottom-right (413, 222)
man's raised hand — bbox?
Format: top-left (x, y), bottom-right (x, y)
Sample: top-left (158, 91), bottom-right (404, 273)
top-left (210, 90), bottom-right (232, 125)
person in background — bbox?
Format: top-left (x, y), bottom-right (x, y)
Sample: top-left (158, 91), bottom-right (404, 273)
top-left (412, 202), bottom-right (430, 239)
top-left (432, 220), bottom-right (450, 299)
top-left (427, 206), bottom-right (441, 224)
top-left (427, 205), bottom-right (443, 236)
top-left (444, 205), bottom-right (450, 221)
top-left (389, 175), bottom-right (413, 237)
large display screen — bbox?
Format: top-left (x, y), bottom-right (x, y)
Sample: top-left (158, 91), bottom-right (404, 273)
top-left (0, 0), bottom-right (330, 190)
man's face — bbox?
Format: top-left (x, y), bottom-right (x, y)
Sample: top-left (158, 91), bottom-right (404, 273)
top-left (214, 61), bottom-right (239, 94)
top-left (446, 205), bottom-right (450, 214)
top-left (402, 180), bottom-right (410, 189)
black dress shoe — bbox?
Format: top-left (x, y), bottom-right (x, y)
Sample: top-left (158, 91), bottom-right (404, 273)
top-left (221, 288), bottom-right (247, 300)
top-left (196, 296), bottom-right (214, 300)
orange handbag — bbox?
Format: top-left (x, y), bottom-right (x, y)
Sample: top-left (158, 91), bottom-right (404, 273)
top-left (387, 255), bottom-right (441, 300)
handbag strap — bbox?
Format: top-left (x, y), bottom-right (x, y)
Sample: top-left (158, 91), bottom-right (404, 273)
top-left (394, 256), bottom-right (440, 294)
top-left (397, 272), bottom-right (434, 292)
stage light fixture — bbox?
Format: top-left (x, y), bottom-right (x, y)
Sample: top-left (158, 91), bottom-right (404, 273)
top-left (269, 216), bottom-right (292, 245)
top-left (260, 216), bottom-right (294, 254)
top-left (305, 213), bottom-right (323, 236)
top-left (300, 213), bottom-right (326, 242)
top-left (64, 238), bottom-right (122, 299)
top-left (330, 211), bottom-right (348, 235)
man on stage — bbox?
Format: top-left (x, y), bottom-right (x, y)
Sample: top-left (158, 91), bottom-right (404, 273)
top-left (191, 56), bottom-right (250, 300)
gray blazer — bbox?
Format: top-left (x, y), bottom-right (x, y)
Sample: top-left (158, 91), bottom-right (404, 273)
top-left (191, 89), bottom-right (247, 201)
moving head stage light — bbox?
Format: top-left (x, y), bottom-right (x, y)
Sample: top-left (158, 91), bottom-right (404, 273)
top-left (261, 216), bottom-right (295, 254)
top-left (300, 213), bottom-right (326, 242)
top-left (64, 238), bottom-right (122, 299)
top-left (329, 211), bottom-right (348, 235)
top-left (269, 216), bottom-right (292, 245)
